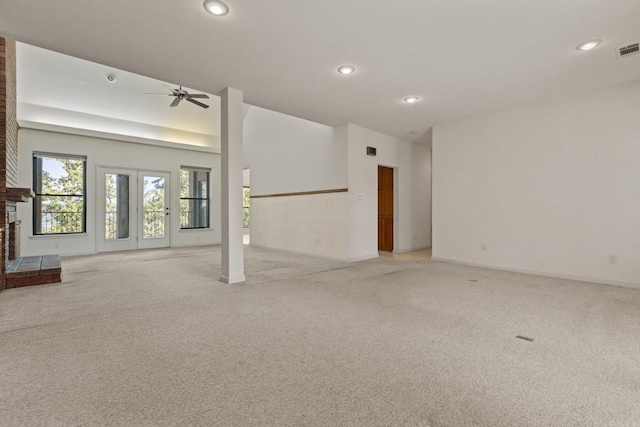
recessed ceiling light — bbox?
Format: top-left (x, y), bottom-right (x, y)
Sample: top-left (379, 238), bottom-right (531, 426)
top-left (576, 39), bottom-right (603, 51)
top-left (404, 96), bottom-right (419, 104)
top-left (203, 0), bottom-right (229, 16)
top-left (338, 65), bottom-right (355, 75)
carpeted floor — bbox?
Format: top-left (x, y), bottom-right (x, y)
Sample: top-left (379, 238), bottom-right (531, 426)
top-left (0, 245), bottom-right (639, 426)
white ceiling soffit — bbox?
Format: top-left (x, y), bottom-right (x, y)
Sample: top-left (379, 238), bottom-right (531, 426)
top-left (16, 43), bottom-right (221, 149)
top-left (1, 0), bottom-right (639, 143)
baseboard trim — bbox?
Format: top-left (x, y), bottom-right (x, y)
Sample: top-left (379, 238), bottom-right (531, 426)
top-left (348, 253), bottom-right (379, 262)
top-left (219, 274), bottom-right (246, 284)
top-left (249, 243), bottom-right (349, 262)
top-left (393, 246), bottom-right (431, 254)
top-left (430, 256), bottom-right (640, 290)
top-left (248, 244), bottom-right (381, 263)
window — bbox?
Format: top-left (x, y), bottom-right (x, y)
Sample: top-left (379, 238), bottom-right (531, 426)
top-left (180, 168), bottom-right (209, 229)
top-left (33, 153), bottom-right (86, 235)
top-left (243, 187), bottom-right (250, 228)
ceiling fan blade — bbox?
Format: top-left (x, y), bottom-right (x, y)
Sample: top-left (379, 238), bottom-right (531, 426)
top-left (170, 97), bottom-right (181, 107)
top-left (145, 92), bottom-right (173, 95)
top-left (162, 84), bottom-right (179, 94)
top-left (186, 94), bottom-right (209, 99)
top-left (186, 98), bottom-right (209, 109)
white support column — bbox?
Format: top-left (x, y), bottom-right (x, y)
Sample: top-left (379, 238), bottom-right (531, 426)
top-left (220, 87), bottom-right (246, 284)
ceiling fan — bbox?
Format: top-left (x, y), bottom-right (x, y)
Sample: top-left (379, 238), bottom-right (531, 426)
top-left (146, 85), bottom-right (210, 109)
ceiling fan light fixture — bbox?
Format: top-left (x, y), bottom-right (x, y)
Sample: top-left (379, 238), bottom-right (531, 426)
top-left (146, 85), bottom-right (210, 109)
top-left (203, 0), bottom-right (229, 16)
top-left (338, 65), bottom-right (355, 75)
top-left (576, 39), bottom-right (602, 51)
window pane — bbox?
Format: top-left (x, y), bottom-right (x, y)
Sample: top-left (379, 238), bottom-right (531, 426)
top-left (243, 187), bottom-right (250, 228)
top-left (105, 174), bottom-right (130, 240)
top-left (180, 169), bottom-right (189, 198)
top-left (38, 156), bottom-right (84, 195)
top-left (194, 171), bottom-right (208, 198)
top-left (181, 169), bottom-right (208, 198)
top-left (181, 199), bottom-right (208, 228)
top-left (36, 195), bottom-right (84, 234)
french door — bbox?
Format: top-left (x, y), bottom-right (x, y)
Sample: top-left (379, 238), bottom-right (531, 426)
top-left (138, 171), bottom-right (170, 249)
top-left (97, 168), bottom-right (171, 252)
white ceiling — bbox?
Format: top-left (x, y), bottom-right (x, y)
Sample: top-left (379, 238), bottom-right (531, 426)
top-left (1, 0), bottom-right (639, 145)
top-left (17, 43), bottom-right (221, 149)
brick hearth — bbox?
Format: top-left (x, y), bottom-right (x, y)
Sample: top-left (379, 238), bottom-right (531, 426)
top-left (5, 255), bottom-right (62, 289)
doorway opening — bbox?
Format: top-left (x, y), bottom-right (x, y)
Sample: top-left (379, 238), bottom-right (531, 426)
top-left (378, 165), bottom-right (394, 252)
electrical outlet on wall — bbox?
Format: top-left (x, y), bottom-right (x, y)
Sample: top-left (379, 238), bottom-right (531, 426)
top-left (55, 243), bottom-right (60, 249)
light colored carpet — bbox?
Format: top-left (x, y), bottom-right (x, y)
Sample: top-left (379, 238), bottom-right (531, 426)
top-left (1, 245), bottom-right (639, 427)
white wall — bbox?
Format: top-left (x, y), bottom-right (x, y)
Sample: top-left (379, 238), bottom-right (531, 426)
top-left (250, 192), bottom-right (349, 260)
top-left (17, 128), bottom-right (221, 256)
top-left (432, 80), bottom-right (640, 288)
top-left (242, 106), bottom-right (350, 258)
top-left (243, 105), bottom-right (347, 195)
top-left (243, 111), bottom-right (431, 261)
top-left (347, 124), bottom-right (431, 261)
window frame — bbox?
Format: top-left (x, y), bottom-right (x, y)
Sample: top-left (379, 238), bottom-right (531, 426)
top-left (32, 152), bottom-right (87, 235)
top-left (180, 167), bottom-right (210, 230)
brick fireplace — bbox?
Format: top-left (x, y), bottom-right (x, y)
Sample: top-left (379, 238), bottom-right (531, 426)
top-left (0, 38), bottom-right (60, 291)
top-left (1, 37), bottom-right (60, 291)
top-left (0, 37), bottom-right (18, 291)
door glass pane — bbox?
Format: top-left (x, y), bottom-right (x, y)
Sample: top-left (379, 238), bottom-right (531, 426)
top-left (105, 174), bottom-right (130, 240)
top-left (143, 176), bottom-right (165, 238)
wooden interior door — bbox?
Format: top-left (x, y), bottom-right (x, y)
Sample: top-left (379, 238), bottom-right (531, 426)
top-left (378, 166), bottom-right (394, 251)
